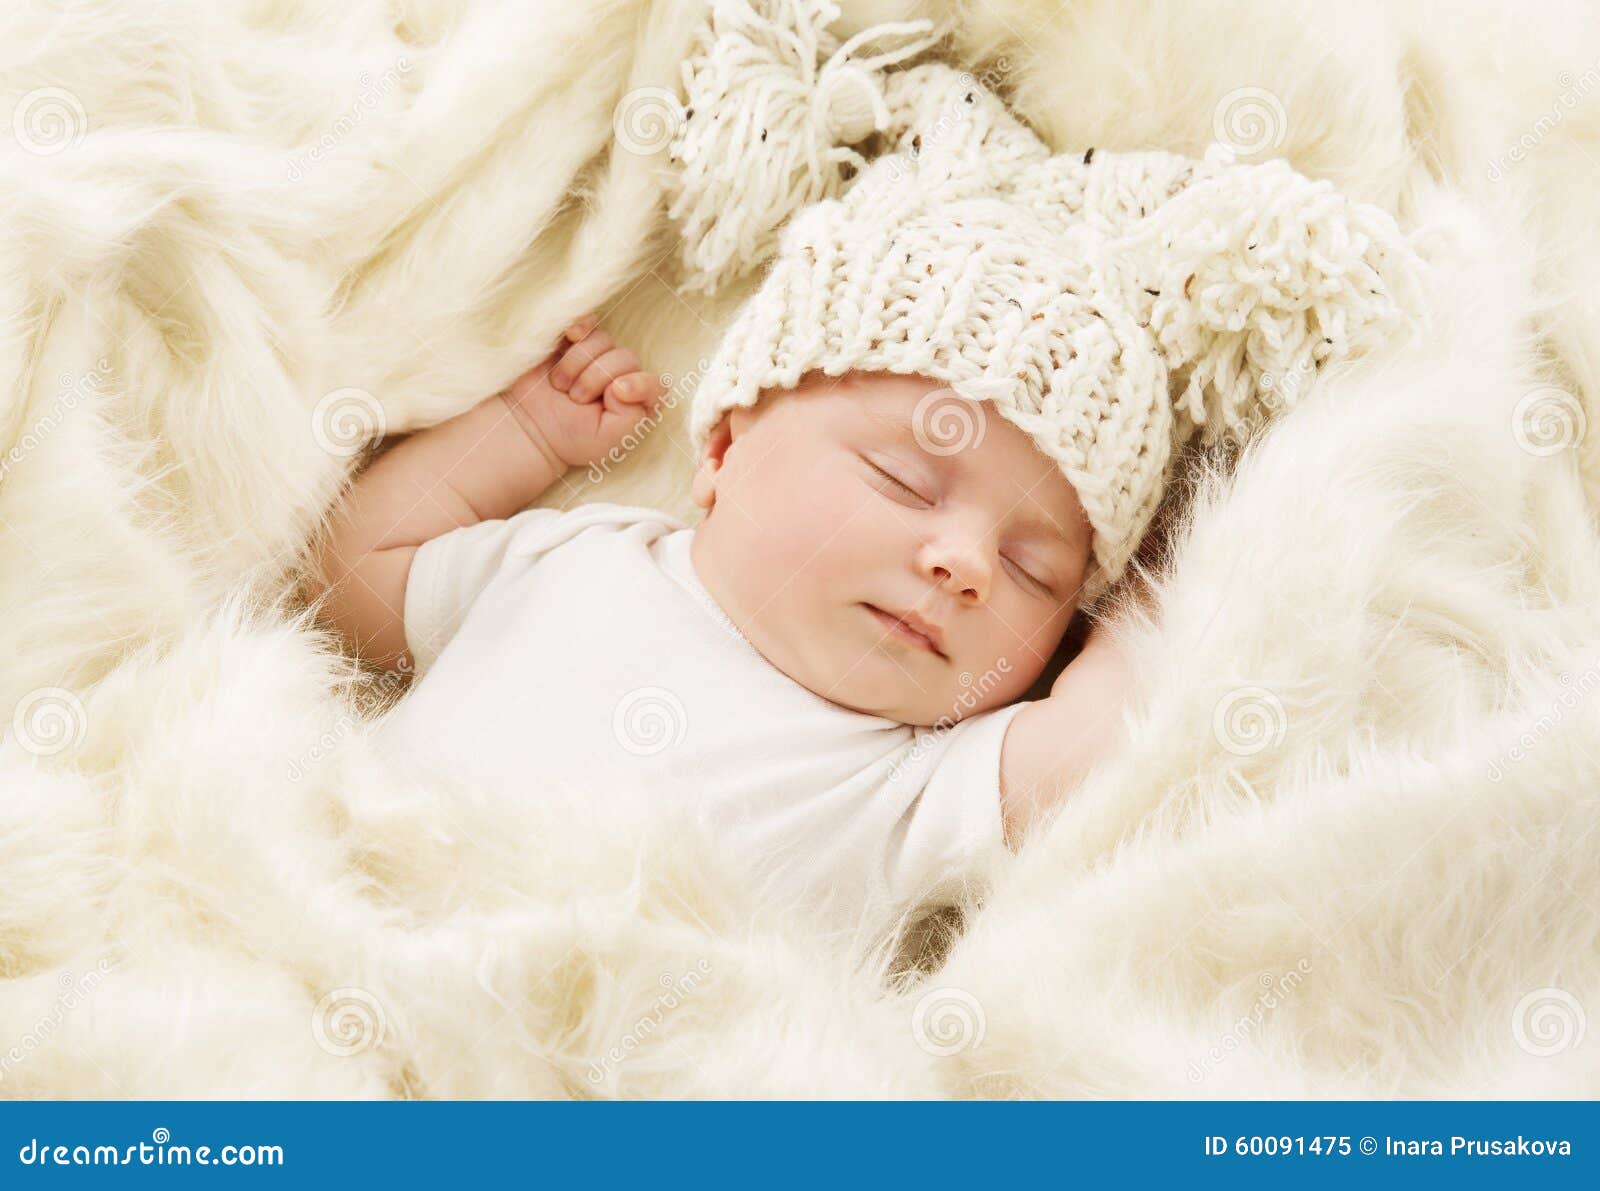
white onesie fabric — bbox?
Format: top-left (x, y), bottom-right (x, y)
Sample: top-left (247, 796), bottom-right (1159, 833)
top-left (377, 501), bottom-right (1019, 938)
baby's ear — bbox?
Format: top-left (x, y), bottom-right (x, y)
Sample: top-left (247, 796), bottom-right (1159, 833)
top-left (691, 415), bottom-right (734, 510)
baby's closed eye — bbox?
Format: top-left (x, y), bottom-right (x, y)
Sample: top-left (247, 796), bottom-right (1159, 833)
top-left (860, 455), bottom-right (932, 505)
top-left (1001, 552), bottom-right (1055, 596)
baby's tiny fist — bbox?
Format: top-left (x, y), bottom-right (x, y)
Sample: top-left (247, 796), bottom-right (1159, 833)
top-left (510, 320), bottom-right (664, 470)
top-left (550, 328), bottom-right (617, 394)
top-left (567, 343), bottom-right (643, 407)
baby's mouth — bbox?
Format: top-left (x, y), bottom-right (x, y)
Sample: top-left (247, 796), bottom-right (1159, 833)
top-left (861, 603), bottom-right (947, 660)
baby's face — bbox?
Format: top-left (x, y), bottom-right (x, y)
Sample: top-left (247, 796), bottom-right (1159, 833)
top-left (691, 372), bottom-right (1092, 727)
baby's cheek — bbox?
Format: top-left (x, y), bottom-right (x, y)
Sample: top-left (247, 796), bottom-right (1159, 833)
top-left (736, 471), bottom-right (852, 606)
top-left (989, 606), bottom-right (1069, 687)
top-left (785, 475), bottom-right (879, 567)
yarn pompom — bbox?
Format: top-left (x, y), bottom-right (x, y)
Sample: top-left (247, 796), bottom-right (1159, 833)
top-left (665, 0), bottom-right (943, 295)
top-left (1116, 145), bottom-right (1424, 444)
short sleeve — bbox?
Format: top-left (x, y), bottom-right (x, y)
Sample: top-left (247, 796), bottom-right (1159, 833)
top-left (402, 506), bottom-right (567, 675)
top-left (402, 501), bottom-right (687, 676)
top-left (885, 702), bottom-right (1024, 906)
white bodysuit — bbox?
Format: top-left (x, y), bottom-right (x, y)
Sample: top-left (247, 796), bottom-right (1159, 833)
top-left (378, 502), bottom-right (1018, 938)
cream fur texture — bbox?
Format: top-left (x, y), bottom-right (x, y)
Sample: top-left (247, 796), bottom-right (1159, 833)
top-left (1, 0), bottom-right (1598, 1097)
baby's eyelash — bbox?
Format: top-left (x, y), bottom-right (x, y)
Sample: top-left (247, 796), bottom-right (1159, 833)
top-left (865, 459), bottom-right (929, 503)
top-left (1003, 554), bottom-right (1055, 597)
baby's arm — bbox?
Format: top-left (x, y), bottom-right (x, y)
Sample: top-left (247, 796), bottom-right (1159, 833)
top-left (309, 318), bottom-right (663, 670)
top-left (997, 620), bottom-right (1141, 847)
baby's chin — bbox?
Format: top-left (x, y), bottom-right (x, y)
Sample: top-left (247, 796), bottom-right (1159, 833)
top-left (744, 606), bottom-right (1023, 725)
top-left (808, 660), bottom-right (1010, 728)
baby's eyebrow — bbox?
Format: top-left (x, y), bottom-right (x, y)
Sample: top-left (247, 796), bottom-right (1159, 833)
top-left (1009, 509), bottom-right (1079, 553)
top-left (862, 404), bottom-right (919, 439)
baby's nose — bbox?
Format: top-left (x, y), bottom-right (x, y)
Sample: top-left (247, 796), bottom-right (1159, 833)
top-left (925, 542), bottom-right (990, 602)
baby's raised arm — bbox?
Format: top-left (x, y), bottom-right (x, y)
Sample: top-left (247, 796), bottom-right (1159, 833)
top-left (998, 625), bottom-right (1140, 846)
top-left (307, 319), bottom-right (663, 671)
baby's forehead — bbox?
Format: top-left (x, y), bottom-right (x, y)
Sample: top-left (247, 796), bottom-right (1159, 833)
top-left (821, 372), bottom-right (947, 428)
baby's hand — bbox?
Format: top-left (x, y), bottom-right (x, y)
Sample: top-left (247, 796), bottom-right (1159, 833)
top-left (502, 316), bottom-right (666, 470)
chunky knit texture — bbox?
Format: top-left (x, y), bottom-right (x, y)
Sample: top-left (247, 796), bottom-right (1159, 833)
top-left (666, 0), bottom-right (1424, 601)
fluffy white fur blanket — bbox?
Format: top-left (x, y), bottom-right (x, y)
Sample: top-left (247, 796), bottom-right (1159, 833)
top-left (2, 0), bottom-right (1598, 1097)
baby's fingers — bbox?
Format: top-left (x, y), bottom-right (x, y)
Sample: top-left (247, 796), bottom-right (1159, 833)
top-left (562, 313), bottom-right (598, 343)
top-left (606, 370), bottom-right (664, 409)
top-left (550, 330), bottom-right (614, 392)
top-left (569, 348), bottom-right (640, 404)
top-left (599, 369), bottom-right (667, 426)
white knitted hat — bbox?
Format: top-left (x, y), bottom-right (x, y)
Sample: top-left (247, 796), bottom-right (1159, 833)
top-left (664, 0), bottom-right (1422, 604)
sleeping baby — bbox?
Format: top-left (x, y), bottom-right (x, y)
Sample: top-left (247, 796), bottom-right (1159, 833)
top-left (313, 318), bottom-right (1133, 939)
top-left (307, 32), bottom-right (1416, 940)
